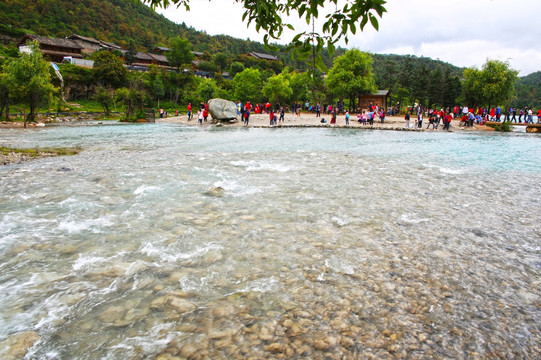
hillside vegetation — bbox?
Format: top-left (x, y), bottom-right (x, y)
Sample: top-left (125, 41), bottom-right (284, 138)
top-left (0, 0), bottom-right (537, 108)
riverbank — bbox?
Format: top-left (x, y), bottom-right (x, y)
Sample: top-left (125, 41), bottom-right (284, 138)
top-left (157, 112), bottom-right (495, 132)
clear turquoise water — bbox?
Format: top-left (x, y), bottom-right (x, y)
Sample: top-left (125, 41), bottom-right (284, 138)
top-left (1, 123), bottom-right (540, 359)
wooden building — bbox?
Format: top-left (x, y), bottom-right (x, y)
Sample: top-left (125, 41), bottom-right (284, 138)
top-left (68, 34), bottom-right (101, 54)
top-left (148, 53), bottom-right (170, 68)
top-left (247, 52), bottom-right (279, 61)
top-left (358, 90), bottom-right (390, 111)
top-left (99, 40), bottom-right (122, 51)
top-left (18, 34), bottom-right (82, 62)
top-left (154, 46), bottom-right (170, 54)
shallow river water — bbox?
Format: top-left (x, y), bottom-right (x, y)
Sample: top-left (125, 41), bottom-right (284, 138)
top-left (1, 123), bottom-right (540, 359)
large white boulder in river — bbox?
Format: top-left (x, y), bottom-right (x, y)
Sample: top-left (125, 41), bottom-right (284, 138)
top-left (208, 99), bottom-right (237, 122)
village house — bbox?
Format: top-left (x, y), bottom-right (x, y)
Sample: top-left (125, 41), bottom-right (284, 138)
top-left (99, 40), bottom-right (122, 52)
top-left (153, 46), bottom-right (170, 54)
top-left (148, 53), bottom-right (170, 68)
top-left (358, 90), bottom-right (390, 111)
top-left (67, 34), bottom-right (101, 54)
top-left (246, 52), bottom-right (279, 61)
top-left (18, 34), bottom-right (82, 62)
top-left (120, 50), bottom-right (154, 67)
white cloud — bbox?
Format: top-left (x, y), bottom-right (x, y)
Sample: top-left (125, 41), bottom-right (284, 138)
top-left (156, 0), bottom-right (541, 75)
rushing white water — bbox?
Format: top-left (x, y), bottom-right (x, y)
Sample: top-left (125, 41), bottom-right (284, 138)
top-left (1, 123), bottom-right (540, 359)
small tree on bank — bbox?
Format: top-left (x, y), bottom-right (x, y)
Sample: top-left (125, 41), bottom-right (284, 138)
top-left (93, 50), bottom-right (128, 89)
top-left (93, 87), bottom-right (113, 115)
top-left (462, 59), bottom-right (518, 110)
top-left (4, 41), bottom-right (57, 126)
top-left (0, 68), bottom-right (9, 121)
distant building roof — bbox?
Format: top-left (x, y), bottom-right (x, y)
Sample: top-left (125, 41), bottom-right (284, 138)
top-left (247, 52), bottom-right (279, 61)
top-left (373, 90), bottom-right (390, 96)
top-left (191, 51), bottom-right (204, 57)
top-left (18, 34), bottom-right (82, 49)
top-left (155, 46), bottom-right (170, 52)
top-left (99, 40), bottom-right (122, 50)
top-left (148, 53), bottom-right (169, 63)
top-left (68, 34), bottom-right (101, 45)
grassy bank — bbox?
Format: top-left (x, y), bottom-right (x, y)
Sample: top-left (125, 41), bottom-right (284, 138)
top-left (1, 146), bottom-right (81, 165)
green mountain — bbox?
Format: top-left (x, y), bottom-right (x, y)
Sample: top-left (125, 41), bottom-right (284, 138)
top-left (514, 71), bottom-right (541, 108)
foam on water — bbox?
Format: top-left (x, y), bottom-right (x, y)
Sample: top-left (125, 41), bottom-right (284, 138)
top-left (58, 214), bottom-right (114, 234)
top-left (133, 185), bottom-right (160, 196)
top-left (399, 213), bottom-right (430, 225)
top-left (212, 178), bottom-right (263, 197)
top-left (140, 241), bottom-right (223, 264)
top-left (231, 159), bottom-right (295, 172)
top-left (72, 254), bottom-right (110, 271)
top-left (237, 277), bottom-right (280, 293)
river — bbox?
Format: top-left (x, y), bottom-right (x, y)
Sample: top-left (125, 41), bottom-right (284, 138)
top-left (1, 123), bottom-right (540, 359)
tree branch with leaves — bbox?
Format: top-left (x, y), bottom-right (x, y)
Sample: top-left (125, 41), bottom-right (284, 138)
top-left (141, 0), bottom-right (386, 71)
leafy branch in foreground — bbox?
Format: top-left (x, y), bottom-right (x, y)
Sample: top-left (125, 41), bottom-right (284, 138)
top-left (140, 0), bottom-right (387, 71)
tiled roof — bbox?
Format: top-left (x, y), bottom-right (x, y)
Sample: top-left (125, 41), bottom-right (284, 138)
top-left (20, 34), bottom-right (82, 49)
top-left (248, 52), bottom-right (279, 61)
top-left (68, 34), bottom-right (101, 45)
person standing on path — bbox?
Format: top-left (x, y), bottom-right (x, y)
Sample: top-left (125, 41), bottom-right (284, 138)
top-left (330, 109), bottom-right (337, 124)
top-left (187, 103), bottom-right (192, 121)
top-left (345, 111), bottom-right (350, 125)
top-left (405, 111), bottom-right (410, 128)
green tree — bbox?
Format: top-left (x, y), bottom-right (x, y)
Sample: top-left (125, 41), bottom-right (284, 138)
top-left (213, 53), bottom-right (229, 73)
top-left (4, 41), bottom-right (57, 125)
top-left (93, 50), bottom-right (127, 88)
top-left (93, 86), bottom-right (113, 114)
top-left (462, 67), bottom-right (481, 107)
top-left (262, 72), bottom-right (293, 105)
top-left (196, 61), bottom-right (218, 73)
top-left (167, 36), bottom-right (193, 71)
top-left (325, 49), bottom-right (377, 110)
top-left (479, 60), bottom-right (519, 109)
top-left (229, 62), bottom-right (245, 77)
top-left (153, 76), bottom-right (165, 100)
top-left (0, 67), bottom-right (9, 121)
top-left (443, 69), bottom-right (461, 108)
top-left (143, 0), bottom-right (386, 71)
top-left (289, 71), bottom-right (310, 103)
top-left (462, 60), bottom-right (518, 109)
top-left (233, 68), bottom-right (262, 103)
top-left (125, 43), bottom-right (138, 66)
top-left (197, 78), bottom-right (219, 102)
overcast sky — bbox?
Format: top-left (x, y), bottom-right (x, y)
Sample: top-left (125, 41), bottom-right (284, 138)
top-left (156, 0), bottom-right (541, 76)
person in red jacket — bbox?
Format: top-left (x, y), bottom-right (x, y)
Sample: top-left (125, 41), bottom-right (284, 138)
top-left (187, 103), bottom-right (192, 121)
top-left (537, 109), bottom-right (541, 123)
top-left (203, 108), bottom-right (208, 122)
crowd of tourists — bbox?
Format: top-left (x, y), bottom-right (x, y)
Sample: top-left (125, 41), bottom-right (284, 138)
top-left (184, 100), bottom-right (541, 128)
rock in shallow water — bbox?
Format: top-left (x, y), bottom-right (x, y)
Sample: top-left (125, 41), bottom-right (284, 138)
top-left (0, 331), bottom-right (40, 360)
